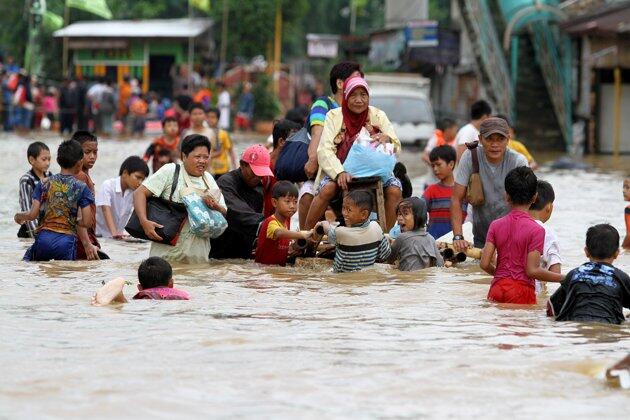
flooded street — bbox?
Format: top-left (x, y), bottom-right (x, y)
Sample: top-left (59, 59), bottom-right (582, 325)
top-left (0, 132), bottom-right (628, 418)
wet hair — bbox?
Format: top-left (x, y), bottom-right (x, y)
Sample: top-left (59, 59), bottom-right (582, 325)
top-left (272, 119), bottom-right (301, 149)
top-left (162, 116), bottom-right (178, 127)
top-left (396, 197), bottom-right (427, 230)
top-left (504, 166), bottom-right (538, 205)
top-left (470, 100), bottom-right (492, 120)
top-left (272, 180), bottom-right (298, 199)
top-left (586, 224), bottom-right (619, 259)
top-left (206, 106), bottom-right (220, 119)
top-left (285, 106), bottom-right (309, 126)
top-left (394, 162), bottom-right (413, 198)
top-left (27, 141), bottom-right (49, 160)
top-left (181, 134), bottom-right (211, 155)
top-left (71, 130), bottom-right (97, 144)
top-left (119, 156), bottom-right (149, 177)
top-left (56, 139), bottom-right (84, 169)
top-left (345, 189), bottom-right (373, 213)
top-left (437, 118), bottom-right (457, 132)
top-left (329, 61), bottom-right (363, 94)
top-left (429, 145), bottom-right (457, 164)
top-left (494, 113), bottom-right (512, 128)
top-left (189, 102), bottom-right (205, 113)
top-left (530, 180), bottom-right (555, 211)
top-left (138, 257), bottom-right (172, 289)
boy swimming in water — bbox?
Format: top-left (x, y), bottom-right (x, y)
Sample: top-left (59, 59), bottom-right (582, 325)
top-left (547, 224), bottom-right (630, 324)
top-left (92, 257), bottom-right (190, 305)
top-left (480, 167), bottom-right (563, 304)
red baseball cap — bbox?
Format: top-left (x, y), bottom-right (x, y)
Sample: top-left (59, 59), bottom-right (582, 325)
top-left (241, 144), bottom-right (274, 177)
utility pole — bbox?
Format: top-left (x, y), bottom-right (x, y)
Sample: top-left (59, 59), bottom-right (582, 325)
top-left (219, 0), bottom-right (229, 76)
top-left (350, 0), bottom-right (357, 34)
top-left (273, 0), bottom-right (282, 95)
top-left (187, 0), bottom-right (194, 93)
top-left (62, 3), bottom-right (69, 77)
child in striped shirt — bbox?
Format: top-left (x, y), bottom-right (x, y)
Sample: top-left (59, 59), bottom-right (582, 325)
top-left (422, 145), bottom-right (467, 239)
top-left (18, 142), bottom-right (52, 238)
top-left (317, 190), bottom-right (391, 273)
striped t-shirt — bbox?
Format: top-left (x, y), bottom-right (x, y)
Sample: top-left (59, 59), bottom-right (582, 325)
top-left (422, 183), bottom-right (467, 239)
top-left (308, 96), bottom-right (338, 128)
top-left (328, 220), bottom-right (391, 273)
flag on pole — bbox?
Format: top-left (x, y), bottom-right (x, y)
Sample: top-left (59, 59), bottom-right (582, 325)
top-left (191, 0), bottom-right (211, 13)
top-left (66, 0), bottom-right (113, 20)
top-left (43, 11), bottom-right (64, 31)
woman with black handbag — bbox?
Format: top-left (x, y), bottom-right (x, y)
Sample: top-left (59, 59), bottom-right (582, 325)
top-left (130, 135), bottom-right (227, 264)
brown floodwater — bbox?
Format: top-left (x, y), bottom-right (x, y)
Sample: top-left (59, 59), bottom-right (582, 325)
top-left (0, 132), bottom-right (628, 418)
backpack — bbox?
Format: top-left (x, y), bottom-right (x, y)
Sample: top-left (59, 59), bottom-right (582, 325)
top-left (99, 90), bottom-right (115, 114)
top-left (275, 96), bottom-right (334, 182)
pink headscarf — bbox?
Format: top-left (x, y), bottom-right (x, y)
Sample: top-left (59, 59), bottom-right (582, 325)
top-left (337, 76), bottom-right (370, 163)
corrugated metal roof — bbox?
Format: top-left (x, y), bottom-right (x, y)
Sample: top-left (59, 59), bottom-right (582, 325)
top-left (54, 18), bottom-right (212, 38)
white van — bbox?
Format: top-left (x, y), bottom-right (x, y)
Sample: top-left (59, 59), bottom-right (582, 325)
top-left (366, 73), bottom-right (436, 147)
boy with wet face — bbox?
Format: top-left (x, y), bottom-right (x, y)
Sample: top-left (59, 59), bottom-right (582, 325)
top-left (389, 197), bottom-right (443, 271)
top-left (255, 181), bottom-right (312, 266)
top-left (72, 131), bottom-right (102, 260)
top-left (316, 190), bottom-right (391, 273)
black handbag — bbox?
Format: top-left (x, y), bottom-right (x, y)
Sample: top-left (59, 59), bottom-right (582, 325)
top-left (125, 164), bottom-right (188, 246)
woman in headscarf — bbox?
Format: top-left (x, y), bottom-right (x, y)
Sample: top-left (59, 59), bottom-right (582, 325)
top-left (303, 76), bottom-right (402, 230)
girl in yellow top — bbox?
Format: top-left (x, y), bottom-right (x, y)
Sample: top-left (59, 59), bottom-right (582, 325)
top-left (304, 76), bottom-right (402, 230)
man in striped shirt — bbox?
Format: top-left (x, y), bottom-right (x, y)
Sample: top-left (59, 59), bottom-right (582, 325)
top-left (317, 190), bottom-right (390, 273)
top-left (18, 142), bottom-right (52, 238)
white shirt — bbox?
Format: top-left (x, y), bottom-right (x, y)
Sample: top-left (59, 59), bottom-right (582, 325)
top-left (535, 220), bottom-right (563, 293)
top-left (96, 177), bottom-right (134, 237)
top-left (455, 123), bottom-right (480, 146)
top-left (218, 90), bottom-right (231, 130)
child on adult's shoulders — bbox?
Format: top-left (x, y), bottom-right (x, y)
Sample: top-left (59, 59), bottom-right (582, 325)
top-left (422, 145), bottom-right (467, 239)
top-left (316, 189), bottom-right (391, 273)
top-left (255, 181), bottom-right (312, 266)
top-left (547, 224), bottom-right (630, 324)
top-left (528, 180), bottom-right (562, 294)
top-left (623, 178), bottom-right (629, 249)
top-left (480, 166), bottom-right (563, 304)
top-left (143, 117), bottom-right (180, 173)
top-left (96, 156), bottom-right (149, 239)
top-left (92, 257), bottom-right (190, 305)
top-left (17, 141), bottom-right (52, 238)
top-left (388, 197), bottom-right (443, 271)
top-left (14, 140), bottom-right (96, 261)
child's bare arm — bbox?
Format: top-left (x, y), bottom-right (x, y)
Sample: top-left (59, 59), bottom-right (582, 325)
top-left (526, 251), bottom-right (563, 282)
top-left (100, 205), bottom-right (123, 238)
top-left (78, 205), bottom-right (93, 228)
top-left (274, 228), bottom-right (312, 241)
top-left (14, 199), bottom-right (41, 224)
top-left (480, 241), bottom-right (496, 275)
top-left (548, 263), bottom-right (561, 274)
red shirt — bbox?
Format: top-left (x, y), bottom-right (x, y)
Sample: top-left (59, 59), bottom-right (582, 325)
top-left (486, 209), bottom-right (544, 287)
top-left (255, 215), bottom-right (290, 266)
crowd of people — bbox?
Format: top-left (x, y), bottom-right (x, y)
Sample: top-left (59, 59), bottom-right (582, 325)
top-left (0, 57), bottom-right (254, 141)
top-left (11, 60), bottom-right (630, 325)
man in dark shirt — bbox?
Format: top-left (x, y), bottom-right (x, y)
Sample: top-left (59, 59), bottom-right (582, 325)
top-left (548, 224), bottom-right (630, 324)
top-left (210, 145), bottom-right (274, 259)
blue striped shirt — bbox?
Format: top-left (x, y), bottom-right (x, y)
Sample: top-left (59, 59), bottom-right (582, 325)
top-left (329, 220), bottom-right (391, 272)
